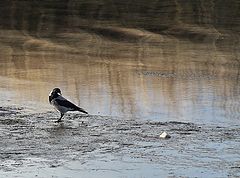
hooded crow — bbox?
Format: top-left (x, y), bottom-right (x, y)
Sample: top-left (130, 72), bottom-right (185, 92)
top-left (49, 88), bottom-right (88, 122)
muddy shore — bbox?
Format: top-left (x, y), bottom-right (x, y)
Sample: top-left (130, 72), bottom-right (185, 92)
top-left (0, 106), bottom-right (239, 177)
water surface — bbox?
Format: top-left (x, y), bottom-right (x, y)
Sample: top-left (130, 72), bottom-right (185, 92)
top-left (0, 30), bottom-right (240, 125)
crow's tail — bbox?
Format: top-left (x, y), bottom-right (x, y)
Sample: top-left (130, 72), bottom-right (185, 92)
top-left (77, 107), bottom-right (88, 114)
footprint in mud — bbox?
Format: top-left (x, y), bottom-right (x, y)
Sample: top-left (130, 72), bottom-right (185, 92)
top-left (0, 118), bottom-right (26, 125)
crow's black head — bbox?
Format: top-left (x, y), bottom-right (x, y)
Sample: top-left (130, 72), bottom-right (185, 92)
top-left (49, 88), bottom-right (62, 103)
top-left (52, 88), bottom-right (61, 95)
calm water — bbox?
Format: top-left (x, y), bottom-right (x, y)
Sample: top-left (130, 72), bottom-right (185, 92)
top-left (0, 29), bottom-right (239, 126)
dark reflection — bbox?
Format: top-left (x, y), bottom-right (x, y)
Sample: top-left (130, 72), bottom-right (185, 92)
top-left (1, 1), bottom-right (239, 33)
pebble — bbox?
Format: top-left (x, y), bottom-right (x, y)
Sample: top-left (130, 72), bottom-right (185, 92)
top-left (159, 131), bottom-right (171, 139)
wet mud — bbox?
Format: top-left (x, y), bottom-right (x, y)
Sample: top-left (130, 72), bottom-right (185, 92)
top-left (0, 106), bottom-right (239, 177)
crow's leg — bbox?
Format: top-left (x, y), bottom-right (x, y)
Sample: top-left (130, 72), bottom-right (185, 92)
top-left (56, 113), bottom-right (64, 122)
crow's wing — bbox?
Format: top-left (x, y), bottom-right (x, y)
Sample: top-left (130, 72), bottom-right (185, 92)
top-left (55, 97), bottom-right (88, 114)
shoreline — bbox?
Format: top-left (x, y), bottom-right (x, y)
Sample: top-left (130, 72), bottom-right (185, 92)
top-left (0, 106), bottom-right (239, 177)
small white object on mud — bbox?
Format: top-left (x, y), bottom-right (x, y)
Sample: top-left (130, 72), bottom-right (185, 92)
top-left (159, 131), bottom-right (171, 139)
